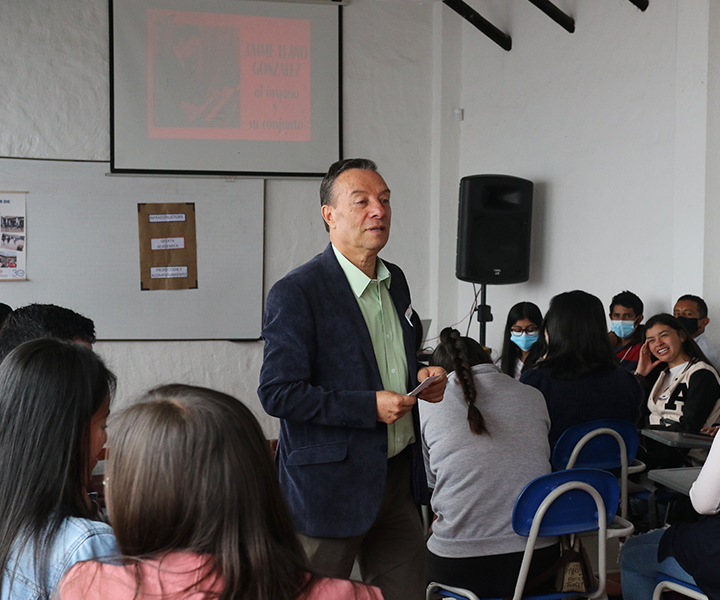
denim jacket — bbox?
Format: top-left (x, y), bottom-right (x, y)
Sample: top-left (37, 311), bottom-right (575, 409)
top-left (2, 517), bottom-right (119, 600)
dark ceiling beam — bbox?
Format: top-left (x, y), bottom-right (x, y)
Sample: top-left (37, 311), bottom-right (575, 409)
top-left (627, 0), bottom-right (649, 10)
top-left (527, 0), bottom-right (575, 33)
top-left (442, 0), bottom-right (512, 51)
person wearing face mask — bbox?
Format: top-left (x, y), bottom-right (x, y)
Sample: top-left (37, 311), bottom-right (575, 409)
top-left (674, 295), bottom-right (720, 371)
top-left (608, 291), bottom-right (645, 371)
top-left (496, 302), bottom-right (543, 380)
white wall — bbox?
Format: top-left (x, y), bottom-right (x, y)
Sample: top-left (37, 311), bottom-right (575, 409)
top-left (448, 0), bottom-right (718, 354)
top-left (4, 0), bottom-right (720, 428)
top-left (0, 0), bottom-right (433, 436)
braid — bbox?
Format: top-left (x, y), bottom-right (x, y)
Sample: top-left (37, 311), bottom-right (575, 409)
top-left (439, 328), bottom-right (488, 435)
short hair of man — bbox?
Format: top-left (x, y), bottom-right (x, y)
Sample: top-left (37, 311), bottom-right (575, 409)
top-left (319, 158), bottom-right (378, 208)
top-left (609, 291), bottom-right (644, 317)
top-left (0, 304), bottom-right (96, 363)
top-left (677, 294), bottom-right (708, 319)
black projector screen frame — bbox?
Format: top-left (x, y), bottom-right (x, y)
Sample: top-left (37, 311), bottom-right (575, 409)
top-left (110, 0), bottom-right (342, 177)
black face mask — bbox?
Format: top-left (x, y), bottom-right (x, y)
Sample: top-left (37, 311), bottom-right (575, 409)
top-left (678, 316), bottom-right (699, 335)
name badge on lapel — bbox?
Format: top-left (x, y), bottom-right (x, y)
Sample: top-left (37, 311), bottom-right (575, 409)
top-left (405, 304), bottom-right (413, 326)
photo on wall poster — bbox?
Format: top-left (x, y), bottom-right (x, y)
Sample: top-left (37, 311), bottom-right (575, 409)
top-left (0, 193), bottom-right (26, 280)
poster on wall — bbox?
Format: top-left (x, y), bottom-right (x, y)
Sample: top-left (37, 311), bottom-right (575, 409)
top-left (138, 202), bottom-right (198, 291)
top-left (0, 192), bottom-right (26, 281)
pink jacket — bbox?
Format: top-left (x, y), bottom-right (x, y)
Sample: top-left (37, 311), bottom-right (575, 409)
top-left (59, 552), bottom-right (383, 600)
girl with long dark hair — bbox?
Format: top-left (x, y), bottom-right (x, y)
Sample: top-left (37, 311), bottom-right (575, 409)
top-left (0, 338), bottom-right (118, 598)
top-left (496, 302), bottom-right (543, 379)
top-left (520, 290), bottom-right (643, 447)
top-left (419, 328), bottom-right (558, 598)
top-left (60, 384), bottom-right (381, 600)
top-left (635, 313), bottom-right (720, 468)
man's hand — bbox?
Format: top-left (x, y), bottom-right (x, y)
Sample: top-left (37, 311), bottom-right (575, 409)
top-left (376, 391), bottom-right (416, 424)
top-left (417, 366), bottom-right (447, 403)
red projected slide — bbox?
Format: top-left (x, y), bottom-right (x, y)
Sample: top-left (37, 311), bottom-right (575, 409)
top-left (146, 9), bottom-right (311, 142)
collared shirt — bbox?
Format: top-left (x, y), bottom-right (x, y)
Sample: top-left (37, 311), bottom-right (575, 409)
top-left (332, 244), bottom-right (414, 457)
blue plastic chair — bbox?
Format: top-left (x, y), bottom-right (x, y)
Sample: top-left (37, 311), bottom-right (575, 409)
top-left (551, 419), bottom-right (645, 519)
top-left (426, 469), bottom-right (632, 600)
top-left (652, 575), bottom-right (707, 600)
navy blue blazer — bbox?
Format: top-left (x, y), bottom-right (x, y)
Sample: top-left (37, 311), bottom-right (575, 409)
top-left (258, 244), bottom-right (427, 538)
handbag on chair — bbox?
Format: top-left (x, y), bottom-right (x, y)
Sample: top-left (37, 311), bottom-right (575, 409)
top-left (554, 535), bottom-right (596, 593)
top-left (519, 534), bottom-right (597, 597)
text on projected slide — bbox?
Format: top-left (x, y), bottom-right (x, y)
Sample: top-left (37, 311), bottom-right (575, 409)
top-left (147, 9), bottom-right (311, 142)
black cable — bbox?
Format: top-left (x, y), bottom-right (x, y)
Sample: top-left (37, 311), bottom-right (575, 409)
top-left (465, 284), bottom-right (481, 337)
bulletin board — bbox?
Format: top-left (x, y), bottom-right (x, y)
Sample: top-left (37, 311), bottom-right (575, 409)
top-left (0, 157), bottom-right (264, 340)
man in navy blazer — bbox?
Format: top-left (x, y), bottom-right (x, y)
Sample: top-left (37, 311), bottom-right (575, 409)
top-left (259, 158), bottom-right (446, 600)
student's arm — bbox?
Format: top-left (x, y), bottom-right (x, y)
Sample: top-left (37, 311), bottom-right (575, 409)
top-left (691, 433), bottom-right (720, 514)
top-left (676, 369), bottom-right (720, 433)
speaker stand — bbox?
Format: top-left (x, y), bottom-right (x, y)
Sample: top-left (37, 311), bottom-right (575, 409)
top-left (475, 284), bottom-right (493, 347)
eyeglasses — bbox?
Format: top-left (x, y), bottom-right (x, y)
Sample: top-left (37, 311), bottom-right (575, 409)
top-left (511, 326), bottom-right (539, 336)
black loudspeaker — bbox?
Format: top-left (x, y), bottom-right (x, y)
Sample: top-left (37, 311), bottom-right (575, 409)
top-left (456, 174), bottom-right (533, 284)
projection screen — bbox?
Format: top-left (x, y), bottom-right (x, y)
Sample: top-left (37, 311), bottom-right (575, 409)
top-left (111, 0), bottom-right (341, 176)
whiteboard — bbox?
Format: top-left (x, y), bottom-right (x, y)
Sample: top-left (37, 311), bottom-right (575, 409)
top-left (0, 158), bottom-right (264, 340)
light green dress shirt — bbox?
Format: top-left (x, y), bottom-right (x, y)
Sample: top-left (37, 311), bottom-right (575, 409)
top-left (332, 244), bottom-right (415, 458)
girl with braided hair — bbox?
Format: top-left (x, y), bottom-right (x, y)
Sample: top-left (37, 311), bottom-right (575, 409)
top-left (419, 327), bottom-right (559, 597)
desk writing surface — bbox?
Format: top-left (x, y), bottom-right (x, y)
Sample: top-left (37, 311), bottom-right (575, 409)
top-left (0, 158), bottom-right (264, 340)
top-left (641, 429), bottom-right (713, 450)
top-left (648, 467), bottom-right (701, 495)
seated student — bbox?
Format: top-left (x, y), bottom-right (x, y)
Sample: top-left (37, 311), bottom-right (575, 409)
top-left (608, 290), bottom-right (645, 371)
top-left (419, 328), bottom-right (559, 598)
top-left (60, 384), bottom-right (382, 600)
top-left (520, 290), bottom-right (643, 448)
top-left (674, 294), bottom-right (720, 370)
top-left (0, 303), bottom-right (95, 362)
top-left (620, 431), bottom-right (720, 600)
top-left (635, 313), bottom-right (720, 468)
top-left (496, 301), bottom-right (543, 379)
top-left (0, 339), bottom-right (118, 598)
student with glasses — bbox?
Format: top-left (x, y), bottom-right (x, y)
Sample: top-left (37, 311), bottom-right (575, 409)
top-left (496, 302), bottom-right (544, 380)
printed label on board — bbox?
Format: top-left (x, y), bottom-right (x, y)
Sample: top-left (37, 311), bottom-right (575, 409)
top-left (149, 214), bottom-right (186, 223)
top-left (151, 266), bottom-right (188, 279)
top-left (151, 237), bottom-right (185, 250)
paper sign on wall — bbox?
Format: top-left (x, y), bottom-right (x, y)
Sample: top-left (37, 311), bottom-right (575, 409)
top-left (0, 192), bottom-right (27, 281)
top-left (138, 203), bottom-right (197, 290)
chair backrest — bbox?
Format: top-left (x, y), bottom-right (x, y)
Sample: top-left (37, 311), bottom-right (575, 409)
top-left (512, 468), bottom-right (619, 536)
top-left (551, 419), bottom-right (638, 472)
top-left (653, 577), bottom-right (707, 600)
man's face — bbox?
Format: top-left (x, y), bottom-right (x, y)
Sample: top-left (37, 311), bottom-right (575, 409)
top-left (673, 299), bottom-right (709, 336)
top-left (322, 169), bottom-right (391, 260)
top-left (610, 305), bottom-right (638, 322)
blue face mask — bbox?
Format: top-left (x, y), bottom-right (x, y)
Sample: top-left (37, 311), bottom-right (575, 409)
top-left (511, 331), bottom-right (539, 352)
top-left (611, 320), bottom-right (636, 339)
